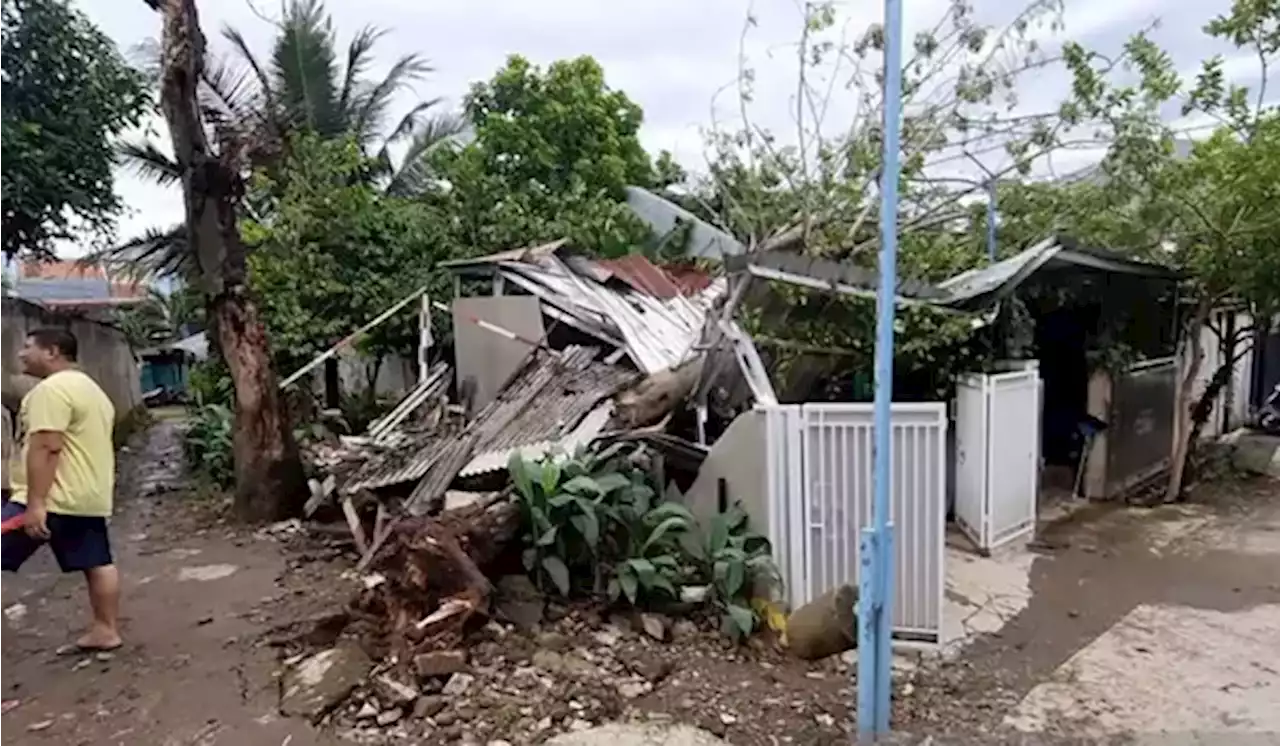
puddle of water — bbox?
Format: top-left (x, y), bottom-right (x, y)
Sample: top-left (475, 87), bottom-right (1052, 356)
top-left (177, 564), bottom-right (239, 582)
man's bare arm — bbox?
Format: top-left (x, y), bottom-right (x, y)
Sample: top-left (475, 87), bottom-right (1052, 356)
top-left (25, 430), bottom-right (64, 511)
top-left (1, 372), bottom-right (38, 413)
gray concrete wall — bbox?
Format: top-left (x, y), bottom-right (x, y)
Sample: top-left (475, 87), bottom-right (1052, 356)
top-left (452, 296), bottom-right (545, 413)
top-left (682, 410), bottom-right (769, 534)
top-left (2, 297), bottom-right (142, 421)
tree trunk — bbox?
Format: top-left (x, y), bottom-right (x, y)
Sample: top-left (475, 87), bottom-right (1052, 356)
top-left (1166, 298), bottom-right (1212, 502)
top-left (613, 356), bottom-right (705, 429)
top-left (158, 0), bottom-right (305, 521)
top-left (1182, 337), bottom-right (1253, 490)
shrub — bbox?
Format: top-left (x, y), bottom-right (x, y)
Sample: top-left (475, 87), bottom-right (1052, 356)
top-left (184, 402), bottom-right (234, 489)
top-left (508, 444), bottom-right (783, 642)
top-left (696, 504), bottom-right (782, 640)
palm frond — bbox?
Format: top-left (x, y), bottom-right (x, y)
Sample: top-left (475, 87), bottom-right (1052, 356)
top-left (349, 53), bottom-right (433, 146)
top-left (117, 140), bottom-right (183, 187)
top-left (88, 225), bottom-right (192, 280)
top-left (221, 26), bottom-right (281, 138)
top-left (338, 25), bottom-right (386, 117)
top-left (272, 0), bottom-right (342, 137)
top-left (382, 111), bottom-right (471, 197)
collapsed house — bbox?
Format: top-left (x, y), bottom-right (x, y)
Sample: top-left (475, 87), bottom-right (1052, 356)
top-left (303, 241), bottom-right (774, 545)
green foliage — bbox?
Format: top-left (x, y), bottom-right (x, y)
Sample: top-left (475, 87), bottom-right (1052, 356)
top-left (184, 403), bottom-right (235, 490)
top-left (508, 446), bottom-right (782, 642)
top-left (1059, 0), bottom-right (1280, 316)
top-left (682, 1), bottom-right (1083, 395)
top-left (245, 133), bottom-right (455, 373)
top-left (606, 500), bottom-right (696, 607)
top-left (188, 358), bottom-right (234, 408)
top-left (1, 0), bottom-right (148, 258)
top-left (695, 504), bottom-right (781, 640)
top-left (508, 447), bottom-right (631, 596)
top-left (113, 287), bottom-right (204, 350)
top-left (418, 55), bottom-right (675, 258)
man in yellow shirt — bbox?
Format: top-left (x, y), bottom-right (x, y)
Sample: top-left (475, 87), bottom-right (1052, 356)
top-left (2, 328), bottom-right (121, 652)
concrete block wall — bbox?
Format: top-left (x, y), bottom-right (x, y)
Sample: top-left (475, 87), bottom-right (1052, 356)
top-left (2, 297), bottom-right (142, 421)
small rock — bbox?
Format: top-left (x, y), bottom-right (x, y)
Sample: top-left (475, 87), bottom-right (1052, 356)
top-left (534, 715), bottom-right (553, 732)
top-left (495, 575), bottom-right (546, 632)
top-left (355, 702), bottom-right (379, 720)
top-left (537, 631), bottom-right (570, 651)
top-left (1067, 609), bottom-right (1081, 618)
top-left (698, 714), bottom-right (728, 738)
top-left (718, 712), bottom-right (737, 725)
top-left (616, 681), bottom-right (650, 699)
top-left (488, 741), bottom-right (513, 746)
top-left (375, 707), bottom-right (403, 726)
top-left (442, 672), bottom-right (475, 697)
top-left (413, 695), bottom-right (446, 719)
top-left (640, 613), bottom-right (668, 642)
top-left (279, 644), bottom-right (374, 721)
top-left (679, 585), bottom-right (710, 604)
top-left (568, 718), bottom-right (593, 732)
top-left (671, 619), bottom-right (698, 641)
top-left (374, 675), bottom-right (419, 705)
top-left (195, 615), bottom-right (214, 626)
top-left (414, 650), bottom-right (467, 679)
top-left (435, 711), bottom-right (458, 727)
top-left (814, 712), bottom-right (836, 728)
top-left (532, 649), bottom-right (597, 679)
top-left (592, 627), bottom-right (622, 647)
top-left (27, 720), bottom-right (54, 732)
top-left (4, 603), bottom-right (28, 625)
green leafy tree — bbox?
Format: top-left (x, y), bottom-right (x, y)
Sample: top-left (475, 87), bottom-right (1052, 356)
top-left (421, 55), bottom-right (674, 258)
top-left (245, 133), bottom-right (452, 385)
top-left (1, 0), bottom-right (148, 258)
top-left (1060, 0), bottom-right (1280, 498)
top-left (693, 0), bottom-right (1085, 398)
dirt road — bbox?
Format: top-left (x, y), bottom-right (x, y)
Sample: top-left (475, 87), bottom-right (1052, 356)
top-left (3, 419), bottom-right (1277, 744)
top-left (1, 420), bottom-right (343, 746)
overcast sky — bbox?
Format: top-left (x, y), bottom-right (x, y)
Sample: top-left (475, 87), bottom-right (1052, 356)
top-left (71, 0), bottom-right (1260, 254)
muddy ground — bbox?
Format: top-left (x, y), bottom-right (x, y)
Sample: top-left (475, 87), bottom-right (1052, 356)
top-left (2, 419), bottom-right (1277, 745)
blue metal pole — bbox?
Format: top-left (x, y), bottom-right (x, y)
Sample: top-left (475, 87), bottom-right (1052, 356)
top-left (986, 177), bottom-right (998, 263)
top-left (857, 0), bottom-right (904, 737)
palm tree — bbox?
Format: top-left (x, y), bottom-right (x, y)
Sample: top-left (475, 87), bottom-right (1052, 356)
top-left (114, 0), bottom-right (466, 274)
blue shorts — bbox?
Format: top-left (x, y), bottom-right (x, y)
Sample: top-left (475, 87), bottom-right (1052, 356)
top-left (1, 501), bottom-right (114, 573)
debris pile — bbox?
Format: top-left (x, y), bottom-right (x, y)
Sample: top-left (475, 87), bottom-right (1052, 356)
top-left (286, 243), bottom-right (771, 678)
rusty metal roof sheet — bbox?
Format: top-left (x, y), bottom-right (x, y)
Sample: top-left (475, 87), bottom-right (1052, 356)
top-left (596, 255), bottom-right (694, 299)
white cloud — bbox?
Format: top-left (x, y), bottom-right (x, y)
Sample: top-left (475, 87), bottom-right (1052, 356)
top-left (65, 0), bottom-right (1262, 258)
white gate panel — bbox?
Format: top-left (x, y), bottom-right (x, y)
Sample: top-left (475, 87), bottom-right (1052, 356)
top-left (762, 402), bottom-right (946, 644)
top-left (953, 366), bottom-right (1041, 553)
top-left (953, 379), bottom-right (989, 548)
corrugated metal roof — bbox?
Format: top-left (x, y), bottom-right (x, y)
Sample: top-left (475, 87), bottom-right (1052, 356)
top-left (938, 235), bottom-right (1180, 312)
top-left (624, 186), bottom-right (747, 259)
top-left (458, 345), bottom-right (637, 477)
top-left (442, 241), bottom-right (725, 375)
top-left (341, 346), bottom-right (637, 496)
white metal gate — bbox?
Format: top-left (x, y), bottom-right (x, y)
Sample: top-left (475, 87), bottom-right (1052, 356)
top-left (763, 402), bottom-right (947, 644)
top-left (953, 366), bottom-right (1041, 553)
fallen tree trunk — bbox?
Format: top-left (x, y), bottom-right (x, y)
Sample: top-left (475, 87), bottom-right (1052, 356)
top-left (355, 494), bottom-right (521, 657)
top-left (613, 356), bottom-right (705, 429)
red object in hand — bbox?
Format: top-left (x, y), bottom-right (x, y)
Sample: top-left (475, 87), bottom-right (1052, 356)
top-left (1, 514), bottom-right (24, 535)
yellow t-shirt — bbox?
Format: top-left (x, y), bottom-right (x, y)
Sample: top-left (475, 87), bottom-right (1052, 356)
top-left (10, 369), bottom-right (116, 517)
